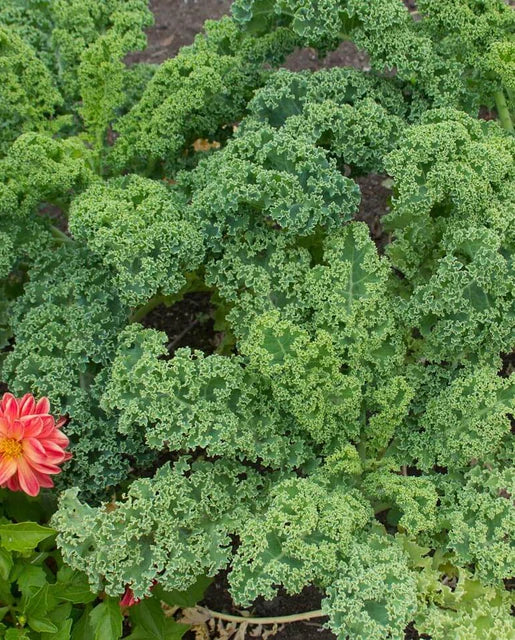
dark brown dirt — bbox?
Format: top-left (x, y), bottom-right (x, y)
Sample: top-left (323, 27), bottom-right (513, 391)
top-left (193, 571), bottom-right (334, 640)
top-left (126, 0), bottom-right (369, 71)
top-left (127, 0), bottom-right (233, 64)
top-left (355, 173), bottom-right (392, 253)
top-left (141, 291), bottom-right (218, 355)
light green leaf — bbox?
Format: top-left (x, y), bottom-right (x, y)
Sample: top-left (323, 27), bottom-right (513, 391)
top-left (5, 628), bottom-right (31, 639)
top-left (49, 567), bottom-right (96, 604)
top-left (0, 546), bottom-right (13, 580)
top-left (43, 600), bottom-right (73, 640)
top-left (0, 523), bottom-right (56, 553)
top-left (153, 576), bottom-right (212, 608)
top-left (25, 584), bottom-right (58, 634)
top-left (42, 617), bottom-right (73, 640)
top-left (89, 598), bottom-right (123, 640)
top-left (16, 565), bottom-right (48, 597)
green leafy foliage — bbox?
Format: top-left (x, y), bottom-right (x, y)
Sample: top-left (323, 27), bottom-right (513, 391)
top-left (322, 532), bottom-right (418, 640)
top-left (230, 476), bottom-right (372, 605)
top-left (54, 459), bottom-right (266, 599)
top-left (246, 67), bottom-right (408, 173)
top-left (0, 27), bottom-right (62, 156)
top-left (0, 492), bottom-right (97, 639)
top-left (182, 121), bottom-right (360, 244)
top-left (111, 16), bottom-right (298, 172)
top-left (232, 0), bottom-right (515, 114)
top-left (0, 492), bottom-right (208, 638)
top-left (69, 175), bottom-right (204, 307)
top-left (0, 1), bottom-right (513, 638)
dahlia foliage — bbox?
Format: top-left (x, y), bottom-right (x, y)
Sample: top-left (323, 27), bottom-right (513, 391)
top-left (0, 393), bottom-right (71, 496)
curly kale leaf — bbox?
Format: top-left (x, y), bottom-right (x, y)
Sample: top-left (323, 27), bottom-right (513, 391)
top-left (1, 245), bottom-right (127, 405)
top-left (0, 0), bottom-right (152, 142)
top-left (305, 223), bottom-right (405, 380)
top-left (0, 245), bottom-right (144, 495)
top-left (181, 121), bottom-right (360, 247)
top-left (241, 312), bottom-right (362, 445)
top-left (363, 471), bottom-right (438, 537)
top-left (385, 109), bottom-right (515, 280)
top-left (400, 537), bottom-right (515, 640)
top-left (0, 133), bottom-right (95, 274)
top-left (204, 232), bottom-right (312, 337)
top-left (416, 576), bottom-right (515, 640)
top-left (438, 464), bottom-right (514, 585)
top-left (247, 67), bottom-right (408, 172)
top-left (102, 324), bottom-right (310, 468)
top-left (54, 458), bottom-right (266, 598)
top-left (229, 476), bottom-right (372, 605)
top-left (0, 0), bottom-right (55, 71)
top-left (48, 0), bottom-right (152, 103)
top-left (0, 133), bottom-right (95, 218)
top-left (396, 365), bottom-right (513, 471)
top-left (69, 175), bottom-right (204, 307)
top-left (416, 0), bottom-right (515, 112)
top-left (322, 531), bottom-right (418, 640)
top-left (401, 225), bottom-right (514, 364)
top-left (233, 0), bottom-right (515, 113)
top-left (0, 27), bottom-right (62, 156)
top-left (111, 17), bottom-right (298, 172)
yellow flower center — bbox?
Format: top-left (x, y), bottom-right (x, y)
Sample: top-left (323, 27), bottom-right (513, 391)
top-left (0, 437), bottom-right (23, 459)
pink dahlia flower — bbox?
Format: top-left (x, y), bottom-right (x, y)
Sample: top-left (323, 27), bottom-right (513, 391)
top-left (0, 392), bottom-right (71, 496)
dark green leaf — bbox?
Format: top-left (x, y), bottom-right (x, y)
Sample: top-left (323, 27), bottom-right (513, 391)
top-left (5, 628), bottom-right (31, 639)
top-left (127, 599), bottom-right (189, 640)
top-left (71, 605), bottom-right (94, 640)
top-left (42, 617), bottom-right (73, 640)
top-left (44, 600), bottom-right (73, 638)
top-left (16, 565), bottom-right (48, 596)
top-left (25, 584), bottom-right (58, 633)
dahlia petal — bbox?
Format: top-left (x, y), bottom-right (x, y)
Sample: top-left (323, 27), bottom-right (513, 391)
top-left (3, 394), bottom-right (19, 421)
top-left (39, 420), bottom-right (59, 439)
top-left (20, 416), bottom-right (44, 438)
top-left (35, 397), bottom-right (50, 416)
top-left (0, 457), bottom-right (18, 484)
top-left (6, 419), bottom-right (25, 441)
top-left (6, 474), bottom-right (20, 491)
top-left (0, 417), bottom-right (9, 436)
top-left (39, 440), bottom-right (69, 461)
top-left (19, 394), bottom-right (36, 417)
top-left (16, 458), bottom-right (41, 496)
top-left (47, 431), bottom-right (70, 449)
top-left (33, 470), bottom-right (54, 489)
top-left (1, 393), bottom-right (16, 414)
top-left (23, 438), bottom-right (48, 463)
top-left (26, 460), bottom-right (61, 475)
top-left (55, 417), bottom-right (68, 429)
top-left (119, 587), bottom-right (140, 607)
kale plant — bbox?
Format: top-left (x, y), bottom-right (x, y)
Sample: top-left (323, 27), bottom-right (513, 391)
top-left (0, 1), bottom-right (513, 639)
